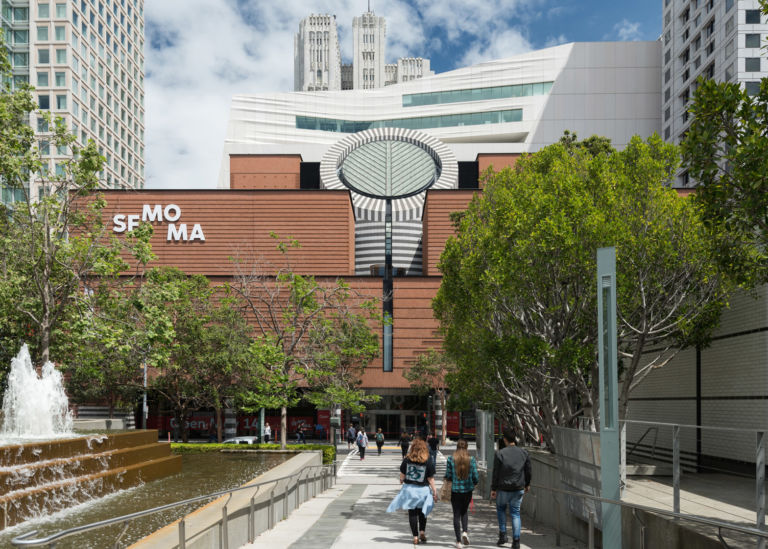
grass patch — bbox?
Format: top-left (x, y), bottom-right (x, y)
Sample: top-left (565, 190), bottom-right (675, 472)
top-left (171, 443), bottom-right (336, 464)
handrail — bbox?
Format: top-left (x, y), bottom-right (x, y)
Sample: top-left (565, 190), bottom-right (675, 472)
top-left (11, 462), bottom-right (334, 548)
top-left (622, 419), bottom-right (767, 435)
top-left (626, 426), bottom-right (658, 460)
top-left (529, 482), bottom-right (768, 541)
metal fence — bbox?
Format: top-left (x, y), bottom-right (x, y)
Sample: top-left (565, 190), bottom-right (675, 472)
top-left (11, 462), bottom-right (336, 549)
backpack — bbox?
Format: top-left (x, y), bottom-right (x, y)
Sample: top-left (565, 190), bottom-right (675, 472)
top-left (376, 433), bottom-right (384, 443)
top-left (357, 432), bottom-right (365, 445)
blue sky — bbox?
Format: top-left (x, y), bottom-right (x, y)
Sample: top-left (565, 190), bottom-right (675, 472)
top-left (144, 1), bottom-right (662, 189)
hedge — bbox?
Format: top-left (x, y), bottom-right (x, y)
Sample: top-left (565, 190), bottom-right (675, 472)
top-left (170, 443), bottom-right (336, 465)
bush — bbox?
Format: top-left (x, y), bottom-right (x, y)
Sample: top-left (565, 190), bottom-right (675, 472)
top-left (170, 442), bottom-right (336, 464)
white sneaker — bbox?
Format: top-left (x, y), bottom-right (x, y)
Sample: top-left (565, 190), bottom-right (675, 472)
top-left (455, 542), bottom-right (463, 549)
top-left (462, 532), bottom-right (470, 545)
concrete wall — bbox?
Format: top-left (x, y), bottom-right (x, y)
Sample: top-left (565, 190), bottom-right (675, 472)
top-left (481, 449), bottom-right (724, 549)
top-left (129, 451), bottom-right (332, 549)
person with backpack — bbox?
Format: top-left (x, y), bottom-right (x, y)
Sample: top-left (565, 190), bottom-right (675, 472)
top-left (346, 424), bottom-right (356, 449)
top-left (356, 428), bottom-right (369, 460)
top-left (491, 427), bottom-right (531, 549)
top-left (375, 427), bottom-right (385, 455)
top-left (444, 439), bottom-right (479, 548)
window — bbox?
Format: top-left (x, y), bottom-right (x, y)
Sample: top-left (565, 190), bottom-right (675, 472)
top-left (746, 34), bottom-right (761, 48)
top-left (54, 72), bottom-right (65, 86)
top-left (665, 87), bottom-right (671, 103)
top-left (56, 3), bottom-right (66, 17)
top-left (745, 81), bottom-right (761, 96)
top-left (40, 141), bottom-right (50, 156)
top-left (37, 118), bottom-right (49, 132)
top-left (37, 72), bottom-right (49, 87)
top-left (665, 68), bottom-right (671, 83)
top-left (705, 63), bottom-right (715, 79)
top-left (725, 38), bottom-right (735, 59)
top-left (746, 10), bottom-right (761, 24)
top-left (55, 26), bottom-right (65, 40)
top-left (665, 49), bottom-right (671, 64)
top-left (745, 57), bottom-right (761, 72)
top-left (56, 95), bottom-right (67, 109)
top-left (725, 15), bottom-right (735, 36)
top-left (725, 62), bottom-right (736, 82)
top-left (726, 0), bottom-right (734, 11)
top-left (39, 95), bottom-right (50, 109)
top-left (664, 107), bottom-right (671, 122)
top-left (664, 126), bottom-right (671, 140)
top-left (38, 4), bottom-right (50, 18)
top-left (37, 26), bottom-right (49, 41)
top-left (12, 52), bottom-right (29, 67)
top-left (56, 49), bottom-right (67, 63)
top-left (38, 49), bottom-right (51, 64)
top-left (707, 40), bottom-right (715, 56)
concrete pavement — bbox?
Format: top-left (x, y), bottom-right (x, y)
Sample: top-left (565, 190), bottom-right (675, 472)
top-left (242, 444), bottom-right (584, 549)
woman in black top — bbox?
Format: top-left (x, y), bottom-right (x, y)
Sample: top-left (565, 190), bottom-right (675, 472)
top-left (399, 430), bottom-right (411, 458)
top-left (387, 438), bottom-right (438, 545)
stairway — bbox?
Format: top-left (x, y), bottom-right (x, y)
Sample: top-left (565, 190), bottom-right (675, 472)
top-left (0, 430), bottom-right (181, 529)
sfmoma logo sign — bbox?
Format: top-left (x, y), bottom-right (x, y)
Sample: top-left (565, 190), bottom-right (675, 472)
top-left (112, 204), bottom-right (206, 242)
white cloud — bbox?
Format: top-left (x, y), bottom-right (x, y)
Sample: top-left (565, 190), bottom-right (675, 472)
top-left (143, 0), bottom-right (543, 189)
top-left (544, 34), bottom-right (569, 48)
top-left (611, 19), bottom-right (643, 42)
top-left (458, 29), bottom-right (533, 67)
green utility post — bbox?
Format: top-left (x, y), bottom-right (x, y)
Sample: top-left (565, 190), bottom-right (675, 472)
top-left (597, 247), bottom-right (622, 547)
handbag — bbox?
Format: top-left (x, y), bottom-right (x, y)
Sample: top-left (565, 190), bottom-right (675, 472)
top-left (439, 479), bottom-right (452, 501)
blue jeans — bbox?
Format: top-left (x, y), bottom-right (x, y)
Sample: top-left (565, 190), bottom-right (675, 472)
top-left (496, 489), bottom-right (525, 539)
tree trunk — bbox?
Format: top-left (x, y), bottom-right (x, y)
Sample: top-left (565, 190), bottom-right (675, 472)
top-left (215, 406), bottom-right (223, 443)
top-left (280, 406), bottom-right (287, 448)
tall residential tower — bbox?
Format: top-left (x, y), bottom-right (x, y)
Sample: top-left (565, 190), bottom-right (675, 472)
top-left (1, 0), bottom-right (145, 201)
top-left (661, 0), bottom-right (768, 185)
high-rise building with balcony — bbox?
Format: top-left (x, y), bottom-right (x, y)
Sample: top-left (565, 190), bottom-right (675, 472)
top-left (661, 0), bottom-right (768, 186)
top-left (1, 0), bottom-right (145, 202)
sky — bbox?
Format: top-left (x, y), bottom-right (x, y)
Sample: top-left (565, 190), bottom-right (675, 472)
top-left (143, 1), bottom-right (661, 190)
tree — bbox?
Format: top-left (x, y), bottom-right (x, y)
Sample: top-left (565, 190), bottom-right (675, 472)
top-left (0, 36), bottom-right (127, 371)
top-left (435, 134), bottom-right (732, 450)
top-left (231, 235), bottom-right (380, 448)
top-left (404, 349), bottom-right (455, 445)
top-left (681, 0), bottom-right (768, 285)
top-left (139, 267), bottom-right (212, 443)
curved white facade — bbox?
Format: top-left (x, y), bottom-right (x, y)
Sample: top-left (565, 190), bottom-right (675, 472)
top-left (220, 41), bottom-right (661, 188)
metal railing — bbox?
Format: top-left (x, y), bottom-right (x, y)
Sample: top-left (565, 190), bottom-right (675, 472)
top-left (527, 482), bottom-right (768, 549)
top-left (11, 462), bottom-right (336, 549)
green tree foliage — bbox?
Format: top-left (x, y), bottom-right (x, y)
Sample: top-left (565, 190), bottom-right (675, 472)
top-left (435, 134), bottom-right (732, 450)
top-left (403, 349), bottom-right (455, 444)
top-left (0, 37), bottom-right (138, 381)
top-left (681, 2), bottom-right (768, 284)
top-left (232, 235), bottom-right (380, 448)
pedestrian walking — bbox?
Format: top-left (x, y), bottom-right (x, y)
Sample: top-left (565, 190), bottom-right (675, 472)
top-left (347, 424), bottom-right (356, 449)
top-left (399, 430), bottom-right (411, 458)
top-left (375, 427), bottom-right (385, 455)
top-left (386, 438), bottom-right (438, 545)
top-left (491, 427), bottom-right (531, 549)
top-left (444, 439), bottom-right (479, 548)
top-left (356, 428), bottom-right (369, 460)
top-left (427, 431), bottom-right (439, 468)
top-left (263, 422), bottom-right (271, 443)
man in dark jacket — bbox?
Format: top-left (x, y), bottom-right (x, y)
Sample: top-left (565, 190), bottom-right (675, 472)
top-left (490, 427), bottom-right (531, 548)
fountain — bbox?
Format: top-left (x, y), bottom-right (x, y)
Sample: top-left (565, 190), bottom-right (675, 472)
top-left (1, 344), bottom-right (73, 441)
top-left (0, 345), bottom-right (181, 530)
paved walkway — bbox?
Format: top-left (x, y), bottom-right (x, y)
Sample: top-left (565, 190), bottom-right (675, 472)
top-left (242, 445), bottom-right (584, 549)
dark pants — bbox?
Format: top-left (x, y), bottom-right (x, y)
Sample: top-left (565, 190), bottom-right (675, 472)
top-left (451, 491), bottom-right (473, 541)
top-left (401, 444), bottom-right (409, 458)
top-left (358, 445), bottom-right (366, 459)
top-left (408, 508), bottom-right (427, 536)
top-left (376, 441), bottom-right (383, 454)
